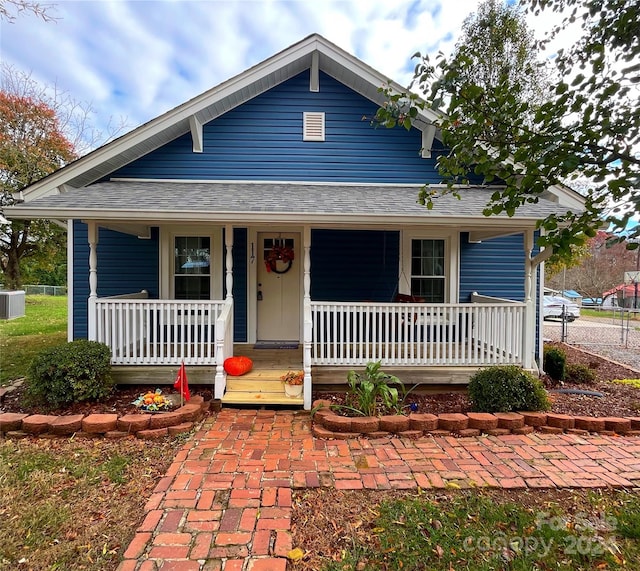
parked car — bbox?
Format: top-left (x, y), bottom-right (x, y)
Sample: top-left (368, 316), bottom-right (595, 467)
top-left (543, 295), bottom-right (580, 321)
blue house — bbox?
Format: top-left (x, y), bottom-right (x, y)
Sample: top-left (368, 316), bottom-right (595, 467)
top-left (8, 35), bottom-right (584, 408)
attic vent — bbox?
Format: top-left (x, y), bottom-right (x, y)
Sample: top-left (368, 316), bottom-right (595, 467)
top-left (303, 112), bottom-right (325, 141)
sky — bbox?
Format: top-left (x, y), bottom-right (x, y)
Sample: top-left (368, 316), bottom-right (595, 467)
top-left (0, 0), bottom-right (526, 140)
top-left (1, 0), bottom-right (636, 232)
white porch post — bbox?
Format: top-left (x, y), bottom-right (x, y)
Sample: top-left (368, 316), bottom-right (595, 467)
top-left (225, 225), bottom-right (233, 300)
top-left (523, 229), bottom-right (535, 369)
top-left (215, 225), bottom-right (234, 399)
top-left (87, 222), bottom-right (98, 341)
top-left (303, 225), bottom-right (312, 410)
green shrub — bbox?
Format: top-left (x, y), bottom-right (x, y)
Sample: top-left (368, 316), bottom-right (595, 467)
top-left (564, 363), bottom-right (597, 385)
top-left (543, 346), bottom-right (567, 383)
top-left (26, 340), bottom-right (113, 407)
top-left (468, 365), bottom-right (550, 413)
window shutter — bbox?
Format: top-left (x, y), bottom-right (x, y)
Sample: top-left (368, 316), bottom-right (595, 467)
top-left (303, 112), bottom-right (325, 141)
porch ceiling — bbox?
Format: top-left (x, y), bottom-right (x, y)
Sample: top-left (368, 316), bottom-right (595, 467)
top-left (7, 181), bottom-right (575, 230)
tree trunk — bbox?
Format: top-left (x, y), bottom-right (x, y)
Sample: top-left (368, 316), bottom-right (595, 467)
top-left (4, 244), bottom-right (22, 289)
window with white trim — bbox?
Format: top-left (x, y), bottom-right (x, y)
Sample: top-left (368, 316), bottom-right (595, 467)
top-left (402, 231), bottom-right (458, 303)
top-left (410, 238), bottom-right (446, 302)
top-left (173, 236), bottom-right (211, 299)
top-left (160, 227), bottom-right (222, 300)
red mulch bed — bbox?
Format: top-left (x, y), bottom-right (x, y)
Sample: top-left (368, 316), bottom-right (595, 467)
top-left (0, 384), bottom-right (213, 417)
top-left (315, 343), bottom-right (640, 419)
top-left (2, 343), bottom-right (639, 419)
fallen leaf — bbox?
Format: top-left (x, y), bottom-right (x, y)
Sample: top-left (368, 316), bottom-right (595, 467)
top-left (287, 547), bottom-right (305, 561)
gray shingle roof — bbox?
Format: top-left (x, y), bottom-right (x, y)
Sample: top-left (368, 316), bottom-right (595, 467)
top-left (9, 181), bottom-right (574, 223)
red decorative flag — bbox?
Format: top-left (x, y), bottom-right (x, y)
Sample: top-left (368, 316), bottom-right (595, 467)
top-left (173, 361), bottom-right (190, 402)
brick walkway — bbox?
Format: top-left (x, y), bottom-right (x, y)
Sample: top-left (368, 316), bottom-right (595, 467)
top-left (118, 409), bottom-right (640, 571)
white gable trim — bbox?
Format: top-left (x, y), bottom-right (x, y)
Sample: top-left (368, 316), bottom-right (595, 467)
top-left (19, 34), bottom-right (442, 202)
top-left (16, 33), bottom-right (582, 212)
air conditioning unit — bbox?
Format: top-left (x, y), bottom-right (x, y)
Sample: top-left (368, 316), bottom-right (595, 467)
top-left (0, 290), bottom-right (25, 320)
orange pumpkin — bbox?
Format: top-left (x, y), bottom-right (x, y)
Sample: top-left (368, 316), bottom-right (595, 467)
top-left (224, 356), bottom-right (253, 376)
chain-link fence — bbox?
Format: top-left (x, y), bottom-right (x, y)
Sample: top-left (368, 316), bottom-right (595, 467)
top-left (23, 285), bottom-right (67, 296)
top-left (544, 309), bottom-right (640, 371)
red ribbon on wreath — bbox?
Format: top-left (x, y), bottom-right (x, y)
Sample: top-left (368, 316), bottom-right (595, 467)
top-left (265, 244), bottom-right (295, 273)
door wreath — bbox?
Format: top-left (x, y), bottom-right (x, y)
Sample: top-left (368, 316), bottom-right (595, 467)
top-left (265, 244), bottom-right (295, 274)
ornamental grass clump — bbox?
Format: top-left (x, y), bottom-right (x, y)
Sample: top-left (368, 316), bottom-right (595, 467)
top-left (344, 361), bottom-right (406, 416)
top-left (468, 365), bottom-right (550, 413)
top-left (26, 339), bottom-right (113, 407)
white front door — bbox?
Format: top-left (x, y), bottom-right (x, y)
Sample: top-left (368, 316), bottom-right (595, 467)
top-left (257, 233), bottom-right (301, 341)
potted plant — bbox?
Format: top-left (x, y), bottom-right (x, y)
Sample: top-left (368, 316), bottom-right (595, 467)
top-left (281, 370), bottom-right (304, 397)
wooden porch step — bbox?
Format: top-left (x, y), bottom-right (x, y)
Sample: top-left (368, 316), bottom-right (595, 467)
top-left (222, 368), bottom-right (303, 406)
top-left (225, 369), bottom-right (296, 389)
top-left (221, 391), bottom-right (303, 406)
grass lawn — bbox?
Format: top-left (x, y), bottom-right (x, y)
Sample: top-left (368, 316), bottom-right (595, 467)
top-left (294, 488), bottom-right (640, 571)
top-left (581, 308), bottom-right (640, 321)
top-left (3, 296), bottom-right (640, 570)
top-left (0, 295), bottom-right (67, 385)
top-left (0, 294), bottom-right (188, 571)
top-left (0, 437), bottom-right (184, 571)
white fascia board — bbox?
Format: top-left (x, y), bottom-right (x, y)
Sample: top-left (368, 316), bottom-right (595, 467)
top-left (472, 140), bottom-right (587, 209)
top-left (6, 206), bottom-right (542, 229)
top-left (18, 37), bottom-right (324, 202)
top-left (315, 37), bottom-right (441, 127)
top-left (542, 185), bottom-right (585, 209)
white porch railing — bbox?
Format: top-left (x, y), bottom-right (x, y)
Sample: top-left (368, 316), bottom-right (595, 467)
top-left (214, 301), bottom-right (234, 399)
top-left (310, 301), bottom-right (525, 366)
top-left (93, 294), bottom-right (226, 365)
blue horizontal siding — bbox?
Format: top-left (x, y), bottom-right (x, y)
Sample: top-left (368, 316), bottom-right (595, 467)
top-left (310, 230), bottom-right (399, 301)
top-left (231, 227), bottom-right (247, 343)
top-left (111, 71), bottom-right (446, 184)
top-left (459, 233), bottom-right (525, 302)
top-left (73, 222), bottom-right (159, 339)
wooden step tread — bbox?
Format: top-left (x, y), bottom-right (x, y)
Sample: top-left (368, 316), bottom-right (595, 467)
top-left (226, 378), bottom-right (288, 391)
top-left (221, 390), bottom-right (303, 406)
top-left (227, 369), bottom-right (301, 382)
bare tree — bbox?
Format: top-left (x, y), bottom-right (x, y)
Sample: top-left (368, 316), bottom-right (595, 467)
top-left (546, 231), bottom-right (637, 302)
top-left (0, 0), bottom-right (57, 22)
top-left (1, 64), bottom-right (128, 288)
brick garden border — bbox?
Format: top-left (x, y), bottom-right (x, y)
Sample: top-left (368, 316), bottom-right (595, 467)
top-left (0, 396), bottom-right (211, 440)
top-left (311, 399), bottom-right (640, 440)
top-left (4, 397), bottom-right (640, 441)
